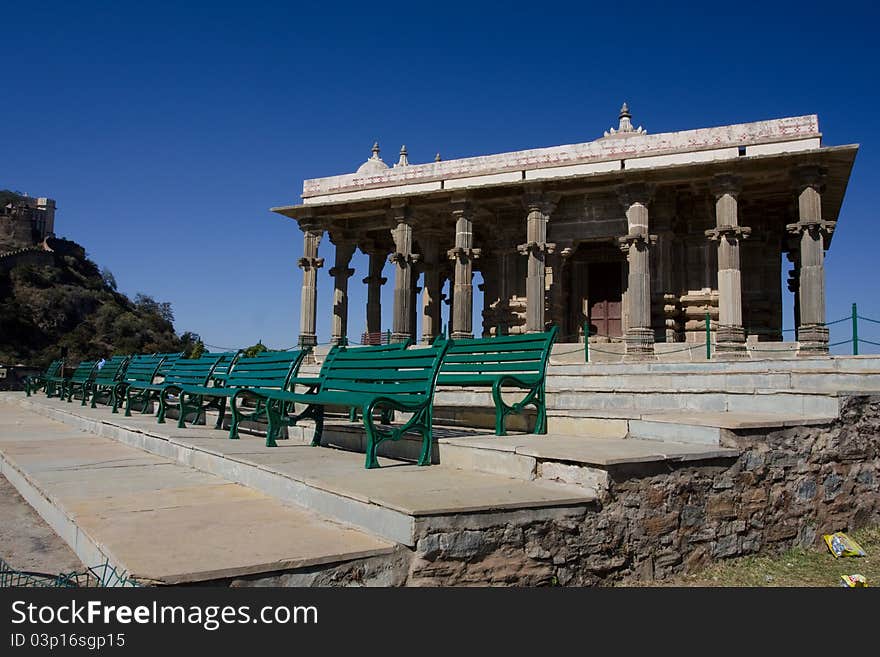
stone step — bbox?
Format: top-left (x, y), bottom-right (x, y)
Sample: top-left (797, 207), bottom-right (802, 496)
top-left (545, 371), bottom-right (880, 394)
top-left (0, 401), bottom-right (396, 585)
top-left (545, 353), bottom-right (880, 373)
top-left (627, 411), bottom-right (834, 445)
top-left (436, 433), bottom-right (739, 494)
top-left (11, 395), bottom-right (594, 548)
top-left (430, 388), bottom-right (841, 435)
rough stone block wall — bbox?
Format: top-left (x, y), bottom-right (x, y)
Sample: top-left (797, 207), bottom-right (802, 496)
top-left (407, 395), bottom-right (880, 586)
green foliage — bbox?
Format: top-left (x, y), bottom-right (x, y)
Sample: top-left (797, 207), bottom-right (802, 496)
top-left (100, 267), bottom-right (117, 291)
top-left (0, 238), bottom-right (192, 367)
top-left (179, 332), bottom-right (205, 359)
top-left (242, 341), bottom-right (267, 358)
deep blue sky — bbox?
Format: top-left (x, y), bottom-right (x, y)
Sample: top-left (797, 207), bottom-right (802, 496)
top-left (3, 1), bottom-right (878, 352)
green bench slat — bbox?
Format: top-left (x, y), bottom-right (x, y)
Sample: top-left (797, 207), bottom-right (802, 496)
top-left (449, 334), bottom-right (551, 348)
top-left (439, 362), bottom-right (542, 374)
top-left (321, 380), bottom-right (429, 394)
top-left (442, 350), bottom-right (545, 364)
top-left (438, 373), bottom-right (541, 386)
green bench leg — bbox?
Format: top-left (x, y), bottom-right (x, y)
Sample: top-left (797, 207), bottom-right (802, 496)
top-left (214, 397), bottom-right (227, 430)
top-left (156, 393), bottom-right (167, 424)
top-left (309, 406), bottom-right (325, 447)
top-left (534, 383), bottom-right (548, 435)
top-left (363, 403), bottom-right (380, 470)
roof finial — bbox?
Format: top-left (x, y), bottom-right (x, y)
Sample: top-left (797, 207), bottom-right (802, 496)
top-left (618, 102), bottom-right (634, 132)
top-left (371, 141), bottom-right (381, 159)
top-left (602, 101), bottom-right (646, 139)
top-left (434, 152), bottom-right (442, 162)
top-left (395, 145), bottom-right (409, 168)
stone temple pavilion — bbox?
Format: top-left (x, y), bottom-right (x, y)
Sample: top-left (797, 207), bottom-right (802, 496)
top-left (272, 105), bottom-right (858, 359)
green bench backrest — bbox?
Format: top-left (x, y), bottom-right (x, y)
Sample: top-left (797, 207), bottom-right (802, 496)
top-left (438, 327), bottom-right (558, 378)
top-left (320, 343), bottom-right (448, 401)
top-left (68, 361), bottom-right (98, 384)
top-left (43, 359), bottom-right (64, 378)
top-left (91, 356), bottom-right (131, 386)
top-left (314, 341), bottom-right (410, 378)
top-left (161, 354), bottom-right (225, 387)
top-left (207, 351), bottom-right (240, 379)
top-left (121, 355), bottom-right (166, 386)
top-left (225, 350), bottom-right (306, 391)
top-left (154, 352), bottom-right (184, 377)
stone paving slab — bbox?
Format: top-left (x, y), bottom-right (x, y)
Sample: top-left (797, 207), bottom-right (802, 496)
top-left (637, 411), bottom-right (834, 429)
top-left (8, 395), bottom-right (597, 545)
top-left (443, 434), bottom-right (738, 466)
top-left (0, 400), bottom-right (395, 584)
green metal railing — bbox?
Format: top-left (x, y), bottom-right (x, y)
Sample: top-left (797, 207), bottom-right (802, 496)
top-left (573, 303), bottom-right (880, 363)
top-left (0, 557), bottom-right (139, 588)
top-left (201, 303), bottom-right (880, 362)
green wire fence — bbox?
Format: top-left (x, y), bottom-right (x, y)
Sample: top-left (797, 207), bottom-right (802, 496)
top-left (202, 303), bottom-right (880, 362)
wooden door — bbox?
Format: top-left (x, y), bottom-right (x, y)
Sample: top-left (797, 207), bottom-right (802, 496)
top-left (588, 262), bottom-right (623, 338)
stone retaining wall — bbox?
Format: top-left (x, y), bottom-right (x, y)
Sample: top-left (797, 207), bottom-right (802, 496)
top-left (405, 394), bottom-right (880, 585)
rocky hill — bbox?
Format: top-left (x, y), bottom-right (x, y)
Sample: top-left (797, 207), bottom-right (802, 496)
top-left (0, 236), bottom-right (197, 367)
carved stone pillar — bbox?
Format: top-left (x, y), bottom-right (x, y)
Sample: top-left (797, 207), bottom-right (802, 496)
top-left (618, 184), bottom-right (655, 357)
top-left (420, 229), bottom-right (443, 344)
top-left (389, 203), bottom-right (419, 343)
top-left (361, 245), bottom-right (387, 342)
top-left (547, 245), bottom-right (574, 339)
top-left (297, 224), bottom-right (324, 348)
top-left (448, 197), bottom-right (480, 339)
top-left (706, 175), bottom-right (751, 355)
top-left (328, 234), bottom-right (356, 346)
top-left (788, 166), bottom-right (834, 355)
top-left (786, 250), bottom-right (801, 337)
top-left (518, 188), bottom-right (558, 333)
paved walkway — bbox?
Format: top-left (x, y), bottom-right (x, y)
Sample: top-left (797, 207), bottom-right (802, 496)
top-left (0, 473), bottom-right (84, 575)
top-left (0, 400), bottom-right (394, 584)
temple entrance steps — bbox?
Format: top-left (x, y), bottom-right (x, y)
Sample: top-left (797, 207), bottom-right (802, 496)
top-left (3, 395), bottom-right (595, 564)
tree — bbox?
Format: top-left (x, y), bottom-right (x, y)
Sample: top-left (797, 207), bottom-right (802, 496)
top-left (100, 267), bottom-right (117, 291)
top-left (242, 341), bottom-right (267, 358)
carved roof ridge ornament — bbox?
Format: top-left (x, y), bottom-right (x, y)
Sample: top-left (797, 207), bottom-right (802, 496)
top-left (356, 141), bottom-right (389, 175)
top-left (395, 145), bottom-right (410, 168)
top-left (602, 102), bottom-right (647, 139)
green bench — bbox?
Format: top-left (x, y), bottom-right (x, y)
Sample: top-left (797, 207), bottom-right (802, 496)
top-left (60, 361), bottom-right (98, 405)
top-left (237, 341), bottom-right (451, 469)
top-left (85, 356), bottom-right (133, 411)
top-left (172, 350), bottom-right (308, 432)
top-left (91, 354), bottom-right (162, 412)
top-left (153, 352), bottom-right (184, 379)
top-left (290, 341), bottom-right (411, 423)
top-left (24, 359), bottom-right (64, 397)
top-left (124, 353), bottom-right (231, 422)
top-left (435, 326), bottom-right (557, 435)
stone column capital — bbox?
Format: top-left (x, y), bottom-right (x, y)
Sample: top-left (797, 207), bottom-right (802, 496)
top-left (705, 225), bottom-right (752, 241)
top-left (328, 230), bottom-right (358, 248)
top-left (617, 182), bottom-right (654, 208)
top-left (786, 219), bottom-right (836, 237)
top-left (791, 164), bottom-right (827, 193)
top-left (710, 174), bottom-right (742, 199)
top-left (297, 256), bottom-right (324, 270)
top-left (617, 231), bottom-right (657, 252)
top-left (516, 241), bottom-right (556, 256)
top-left (389, 251), bottom-right (421, 266)
top-left (362, 274), bottom-right (387, 286)
top-left (328, 266), bottom-right (355, 279)
top-left (447, 246), bottom-right (481, 261)
top-left (522, 189), bottom-right (560, 215)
